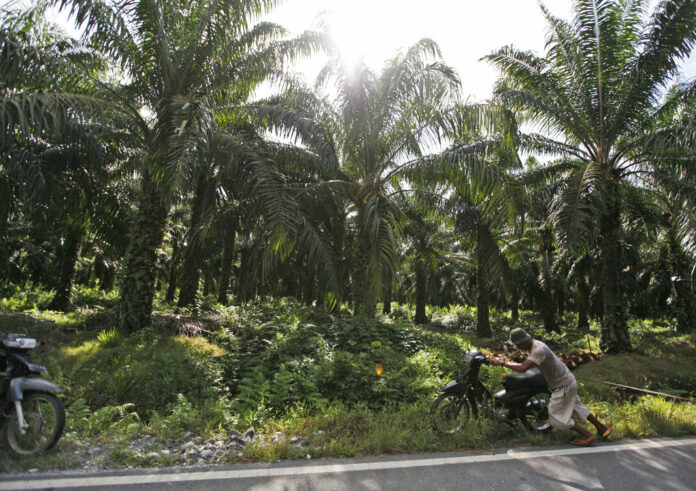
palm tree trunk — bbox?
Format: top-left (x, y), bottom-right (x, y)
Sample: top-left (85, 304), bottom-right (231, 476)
top-left (177, 257), bottom-right (201, 308)
top-left (0, 181), bottom-right (12, 282)
top-left (599, 190), bottom-right (632, 352)
top-left (84, 260), bottom-right (94, 288)
top-left (178, 176), bottom-right (208, 308)
top-left (119, 173), bottom-right (169, 333)
top-left (382, 274), bottom-right (392, 315)
top-left (302, 264), bottom-right (315, 306)
top-left (539, 243), bottom-right (558, 333)
top-left (675, 280), bottom-right (696, 333)
top-left (414, 261), bottom-right (428, 324)
top-left (556, 283), bottom-right (565, 316)
top-left (578, 305), bottom-right (589, 330)
top-left (164, 239), bottom-right (181, 303)
top-left (202, 267), bottom-right (213, 296)
top-left (95, 256), bottom-right (115, 291)
top-left (328, 209), bottom-right (347, 311)
top-left (542, 294), bottom-right (557, 332)
top-left (177, 261), bottom-right (201, 308)
top-left (48, 223), bottom-right (83, 312)
top-left (293, 272), bottom-right (302, 302)
top-left (476, 228), bottom-right (492, 337)
top-left (577, 279), bottom-right (590, 330)
top-left (510, 288), bottom-right (519, 322)
top-left (668, 227), bottom-right (696, 333)
top-left (237, 243), bottom-right (256, 303)
top-left (353, 222), bottom-right (377, 318)
top-left (217, 231), bottom-right (236, 305)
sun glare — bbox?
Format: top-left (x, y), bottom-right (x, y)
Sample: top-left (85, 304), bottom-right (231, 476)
top-left (327, 1), bottom-right (405, 67)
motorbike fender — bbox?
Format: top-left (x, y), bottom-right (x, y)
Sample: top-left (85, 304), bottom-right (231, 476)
top-left (439, 380), bottom-right (465, 393)
top-left (8, 377), bottom-right (62, 401)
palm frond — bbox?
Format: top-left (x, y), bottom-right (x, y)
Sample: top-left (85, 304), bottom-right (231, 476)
top-left (608, 0), bottom-right (696, 140)
top-left (551, 160), bottom-right (605, 249)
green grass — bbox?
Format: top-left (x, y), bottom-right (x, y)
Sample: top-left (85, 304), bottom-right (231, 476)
top-left (0, 294), bottom-right (694, 473)
top-left (242, 394), bottom-right (696, 462)
top-left (576, 333), bottom-right (696, 401)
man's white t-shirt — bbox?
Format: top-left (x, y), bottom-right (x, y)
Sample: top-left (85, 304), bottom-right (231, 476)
top-left (526, 340), bottom-right (574, 390)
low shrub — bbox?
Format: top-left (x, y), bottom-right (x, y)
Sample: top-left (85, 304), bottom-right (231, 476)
top-left (51, 327), bottom-right (230, 416)
top-left (0, 284), bottom-right (120, 312)
top-left (0, 285), bottom-right (54, 312)
top-left (147, 395), bottom-right (235, 438)
top-left (226, 314), bottom-right (472, 418)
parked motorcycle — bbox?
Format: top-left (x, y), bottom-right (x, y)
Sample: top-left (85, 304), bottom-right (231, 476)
top-left (430, 348), bottom-right (551, 433)
top-left (0, 333), bottom-right (65, 456)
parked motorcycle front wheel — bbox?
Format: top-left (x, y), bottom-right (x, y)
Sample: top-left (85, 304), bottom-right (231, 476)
top-left (3, 392), bottom-right (66, 456)
top-left (519, 392), bottom-right (552, 433)
top-left (430, 393), bottom-right (470, 433)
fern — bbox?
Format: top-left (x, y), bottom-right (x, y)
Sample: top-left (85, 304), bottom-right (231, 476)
top-left (85, 403), bottom-right (139, 435)
top-left (235, 365), bottom-right (270, 415)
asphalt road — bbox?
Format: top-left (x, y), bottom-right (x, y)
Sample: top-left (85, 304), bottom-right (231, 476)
top-left (2, 437), bottom-right (695, 490)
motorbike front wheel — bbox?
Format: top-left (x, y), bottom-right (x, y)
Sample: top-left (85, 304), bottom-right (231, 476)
top-left (519, 392), bottom-right (552, 433)
top-left (430, 393), bottom-right (470, 433)
top-left (3, 392), bottom-right (66, 456)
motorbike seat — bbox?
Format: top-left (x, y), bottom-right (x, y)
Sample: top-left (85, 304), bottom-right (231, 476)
top-left (503, 368), bottom-right (547, 390)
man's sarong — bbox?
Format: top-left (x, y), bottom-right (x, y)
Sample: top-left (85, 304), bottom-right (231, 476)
top-left (548, 378), bottom-right (590, 430)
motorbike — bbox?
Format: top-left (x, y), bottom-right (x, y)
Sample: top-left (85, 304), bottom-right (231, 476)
top-left (430, 348), bottom-right (551, 433)
top-left (0, 333), bottom-right (65, 456)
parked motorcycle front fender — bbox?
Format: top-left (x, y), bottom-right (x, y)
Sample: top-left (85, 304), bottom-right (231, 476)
top-left (8, 377), bottom-right (62, 401)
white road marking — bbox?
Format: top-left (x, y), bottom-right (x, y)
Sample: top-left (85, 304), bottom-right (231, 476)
top-left (2, 438), bottom-right (695, 490)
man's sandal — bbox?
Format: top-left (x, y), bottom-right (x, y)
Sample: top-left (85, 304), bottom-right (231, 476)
top-left (600, 427), bottom-right (613, 439)
top-left (569, 436), bottom-right (595, 446)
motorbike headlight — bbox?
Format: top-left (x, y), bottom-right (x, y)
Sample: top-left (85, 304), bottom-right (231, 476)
top-left (463, 349), bottom-right (478, 362)
top-left (5, 337), bottom-right (37, 349)
top-left (18, 338), bottom-right (37, 349)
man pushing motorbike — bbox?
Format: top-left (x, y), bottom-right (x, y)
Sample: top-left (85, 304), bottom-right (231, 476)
top-left (490, 328), bottom-right (613, 446)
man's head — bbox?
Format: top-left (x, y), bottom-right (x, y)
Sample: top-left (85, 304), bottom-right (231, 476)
top-left (510, 328), bottom-right (533, 351)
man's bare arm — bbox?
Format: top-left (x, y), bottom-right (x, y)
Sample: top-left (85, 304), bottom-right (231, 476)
top-left (489, 357), bottom-right (537, 372)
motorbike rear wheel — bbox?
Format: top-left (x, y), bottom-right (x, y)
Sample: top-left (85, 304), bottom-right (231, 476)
top-left (519, 392), bottom-right (552, 433)
top-left (3, 392), bottom-right (66, 456)
top-left (430, 393), bottom-right (470, 433)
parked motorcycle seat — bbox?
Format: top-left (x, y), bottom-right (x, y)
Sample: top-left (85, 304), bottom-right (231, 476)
top-left (502, 368), bottom-right (547, 390)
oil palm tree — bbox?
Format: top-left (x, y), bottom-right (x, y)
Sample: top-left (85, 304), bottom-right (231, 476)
top-left (0, 3), bottom-right (123, 309)
top-left (175, 121), bottom-right (335, 308)
top-left (485, 0), bottom-right (696, 352)
top-left (650, 83), bottom-right (696, 331)
top-left (449, 169), bottom-right (519, 337)
top-left (396, 186), bottom-right (454, 324)
top-left (53, 0), bottom-right (325, 330)
top-left (524, 171), bottom-right (562, 333)
top-left (255, 40), bottom-right (461, 317)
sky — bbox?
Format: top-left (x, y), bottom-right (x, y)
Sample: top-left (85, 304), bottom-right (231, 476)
top-left (48, 0), bottom-right (696, 101)
top-left (261, 0), bottom-right (696, 101)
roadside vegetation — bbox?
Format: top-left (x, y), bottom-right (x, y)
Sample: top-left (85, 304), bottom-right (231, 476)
top-left (2, 0), bottom-right (696, 474)
top-left (0, 294), bottom-right (694, 472)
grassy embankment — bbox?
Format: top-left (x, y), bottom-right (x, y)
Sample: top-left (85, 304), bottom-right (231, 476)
top-left (0, 286), bottom-right (694, 472)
